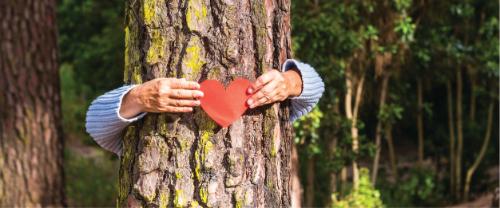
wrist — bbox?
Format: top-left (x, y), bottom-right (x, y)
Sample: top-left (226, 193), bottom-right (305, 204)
top-left (283, 69), bottom-right (303, 97)
top-left (120, 85), bottom-right (144, 119)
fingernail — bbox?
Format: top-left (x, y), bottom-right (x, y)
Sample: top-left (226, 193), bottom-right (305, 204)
top-left (197, 91), bottom-right (204, 98)
top-left (247, 99), bottom-right (253, 105)
top-left (247, 88), bottom-right (254, 94)
top-left (195, 100), bottom-right (201, 106)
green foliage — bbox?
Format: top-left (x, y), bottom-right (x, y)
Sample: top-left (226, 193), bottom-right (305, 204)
top-left (394, 15), bottom-right (416, 43)
top-left (54, 0), bottom-right (498, 206)
top-left (293, 107), bottom-right (324, 155)
top-left (65, 149), bottom-right (119, 206)
top-left (332, 168), bottom-right (384, 208)
top-left (378, 167), bottom-right (445, 206)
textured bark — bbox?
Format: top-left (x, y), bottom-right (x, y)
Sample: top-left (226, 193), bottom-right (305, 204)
top-left (119, 0), bottom-right (293, 207)
top-left (0, 0), bottom-right (65, 206)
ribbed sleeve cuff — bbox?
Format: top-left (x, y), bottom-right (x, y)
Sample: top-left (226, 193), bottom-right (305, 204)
top-left (281, 59), bottom-right (325, 121)
top-left (85, 85), bottom-right (146, 155)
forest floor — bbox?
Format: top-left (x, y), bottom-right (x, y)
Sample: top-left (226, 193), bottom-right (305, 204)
top-left (448, 193), bottom-right (496, 208)
top-left (65, 135), bottom-right (498, 207)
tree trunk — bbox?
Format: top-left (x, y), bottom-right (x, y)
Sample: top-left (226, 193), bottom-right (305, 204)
top-left (455, 69), bottom-right (463, 199)
top-left (305, 156), bottom-right (315, 207)
top-left (291, 145), bottom-right (302, 208)
top-left (446, 81), bottom-right (456, 197)
top-left (118, 0), bottom-right (293, 207)
top-left (0, 0), bottom-right (65, 206)
top-left (468, 74), bottom-right (476, 122)
top-left (385, 124), bottom-right (397, 180)
top-left (328, 101), bottom-right (340, 206)
top-left (416, 78), bottom-right (424, 165)
top-left (340, 167), bottom-right (347, 195)
top-left (371, 74), bottom-right (389, 184)
top-left (345, 61), bottom-right (365, 189)
top-left (464, 99), bottom-right (494, 201)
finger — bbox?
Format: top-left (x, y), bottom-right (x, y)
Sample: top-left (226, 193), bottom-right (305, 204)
top-left (162, 106), bottom-right (194, 113)
top-left (247, 81), bottom-right (278, 107)
top-left (248, 71), bottom-right (275, 94)
top-left (248, 90), bottom-right (279, 109)
top-left (169, 89), bottom-right (204, 99)
top-left (168, 99), bottom-right (201, 107)
top-left (250, 91), bottom-right (280, 108)
top-left (169, 79), bottom-right (201, 90)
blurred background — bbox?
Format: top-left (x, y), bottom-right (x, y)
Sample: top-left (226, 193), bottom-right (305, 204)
top-left (57, 0), bottom-right (498, 206)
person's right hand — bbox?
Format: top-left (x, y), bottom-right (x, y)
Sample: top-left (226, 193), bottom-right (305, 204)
top-left (119, 78), bottom-right (204, 119)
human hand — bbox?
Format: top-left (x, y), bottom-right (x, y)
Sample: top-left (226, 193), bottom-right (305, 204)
top-left (120, 78), bottom-right (204, 118)
top-left (246, 69), bottom-right (303, 109)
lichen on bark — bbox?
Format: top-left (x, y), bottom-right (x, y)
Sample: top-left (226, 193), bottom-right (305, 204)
top-left (119, 0), bottom-right (293, 207)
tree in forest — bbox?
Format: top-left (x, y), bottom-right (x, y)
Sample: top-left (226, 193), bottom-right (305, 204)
top-left (118, 0), bottom-right (294, 206)
top-left (0, 0), bottom-right (65, 206)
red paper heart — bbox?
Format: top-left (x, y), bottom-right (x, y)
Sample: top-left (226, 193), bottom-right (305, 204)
top-left (199, 78), bottom-right (251, 127)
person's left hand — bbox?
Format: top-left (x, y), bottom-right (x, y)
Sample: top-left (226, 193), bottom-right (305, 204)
top-left (246, 69), bottom-right (303, 109)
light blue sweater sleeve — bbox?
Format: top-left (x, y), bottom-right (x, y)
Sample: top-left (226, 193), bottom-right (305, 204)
top-left (281, 59), bottom-right (325, 121)
top-left (85, 59), bottom-right (324, 155)
top-left (85, 85), bottom-right (146, 155)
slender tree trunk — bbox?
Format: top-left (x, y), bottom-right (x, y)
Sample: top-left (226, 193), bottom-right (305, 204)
top-left (371, 74), bottom-right (389, 184)
top-left (291, 145), bottom-right (303, 208)
top-left (340, 167), bottom-right (347, 195)
top-left (0, 0), bottom-right (65, 206)
top-left (305, 156), bottom-right (315, 207)
top-left (328, 101), bottom-right (340, 206)
top-left (385, 124), bottom-right (398, 180)
top-left (446, 81), bottom-right (456, 197)
top-left (469, 75), bottom-right (476, 121)
top-left (345, 63), bottom-right (365, 189)
top-left (417, 78), bottom-right (425, 165)
top-left (118, 0), bottom-right (293, 207)
top-left (455, 69), bottom-right (463, 199)
top-left (464, 99), bottom-right (494, 200)
top-left (344, 64), bottom-right (356, 188)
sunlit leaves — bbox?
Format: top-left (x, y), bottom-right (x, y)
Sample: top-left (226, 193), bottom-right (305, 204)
top-left (395, 15), bottom-right (416, 43)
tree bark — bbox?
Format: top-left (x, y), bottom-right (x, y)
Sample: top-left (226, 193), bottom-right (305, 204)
top-left (118, 0), bottom-right (293, 207)
top-left (371, 74), bottom-right (389, 185)
top-left (446, 81), bottom-right (456, 197)
top-left (385, 124), bottom-right (397, 180)
top-left (345, 60), bottom-right (365, 189)
top-left (328, 101), bottom-right (340, 206)
top-left (0, 0), bottom-right (65, 206)
top-left (304, 156), bottom-right (315, 207)
top-left (290, 144), bottom-right (302, 208)
top-left (455, 69), bottom-right (463, 199)
top-left (416, 78), bottom-right (424, 165)
top-left (463, 99), bottom-right (494, 201)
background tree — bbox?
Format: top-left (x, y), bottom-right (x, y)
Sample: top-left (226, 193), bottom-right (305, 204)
top-left (53, 0), bottom-right (498, 206)
top-left (118, 0), bottom-right (294, 206)
top-left (0, 0), bottom-right (65, 206)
